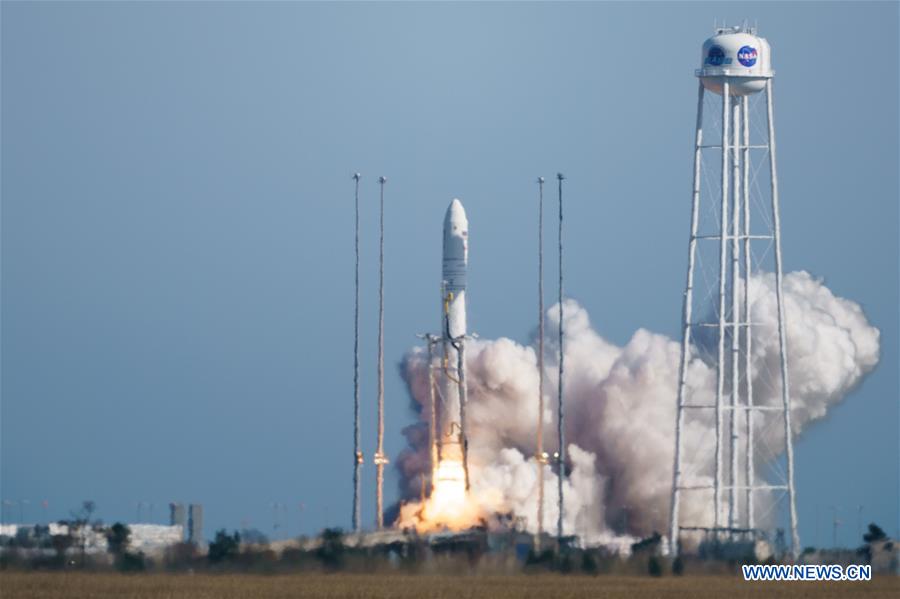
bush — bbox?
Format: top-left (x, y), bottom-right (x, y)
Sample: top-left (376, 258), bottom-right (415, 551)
top-left (119, 552), bottom-right (146, 572)
top-left (316, 528), bottom-right (345, 570)
top-left (106, 523), bottom-right (130, 557)
top-left (524, 548), bottom-right (554, 572)
top-left (863, 524), bottom-right (887, 544)
top-left (208, 530), bottom-right (241, 564)
top-left (557, 552), bottom-right (574, 573)
top-left (581, 551), bottom-right (598, 574)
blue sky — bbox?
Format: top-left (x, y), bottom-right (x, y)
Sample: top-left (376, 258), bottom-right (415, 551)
top-left (2, 2), bottom-right (897, 546)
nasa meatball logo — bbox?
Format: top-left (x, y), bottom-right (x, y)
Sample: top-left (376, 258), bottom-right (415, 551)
top-left (706, 45), bottom-right (726, 66)
top-left (737, 45), bottom-right (758, 67)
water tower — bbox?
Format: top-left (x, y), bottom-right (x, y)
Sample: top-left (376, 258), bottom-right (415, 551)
top-left (668, 25), bottom-right (799, 557)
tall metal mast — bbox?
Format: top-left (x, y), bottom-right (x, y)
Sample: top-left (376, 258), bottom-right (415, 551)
top-left (351, 173), bottom-right (362, 534)
top-left (374, 175), bottom-right (389, 530)
top-left (556, 172), bottom-right (566, 542)
top-left (536, 176), bottom-right (546, 549)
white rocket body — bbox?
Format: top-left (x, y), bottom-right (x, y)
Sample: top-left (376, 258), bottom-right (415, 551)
top-left (440, 199), bottom-right (468, 460)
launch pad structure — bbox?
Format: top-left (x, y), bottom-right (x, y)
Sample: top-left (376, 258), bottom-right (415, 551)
top-left (346, 26), bottom-right (802, 552)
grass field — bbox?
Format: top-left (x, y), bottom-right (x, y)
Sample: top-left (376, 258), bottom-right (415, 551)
top-left (1, 572), bottom-right (898, 599)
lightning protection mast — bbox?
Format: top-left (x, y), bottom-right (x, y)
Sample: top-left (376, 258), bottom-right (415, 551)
top-left (374, 176), bottom-right (389, 530)
top-left (351, 173), bottom-right (363, 534)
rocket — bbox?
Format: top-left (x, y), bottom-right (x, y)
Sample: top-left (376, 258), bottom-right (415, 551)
top-left (438, 199), bottom-right (469, 476)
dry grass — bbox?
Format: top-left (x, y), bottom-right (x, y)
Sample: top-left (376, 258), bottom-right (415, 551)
top-left (1, 572), bottom-right (898, 599)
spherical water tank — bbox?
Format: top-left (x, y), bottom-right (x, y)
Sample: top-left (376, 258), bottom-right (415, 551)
top-left (696, 27), bottom-right (773, 96)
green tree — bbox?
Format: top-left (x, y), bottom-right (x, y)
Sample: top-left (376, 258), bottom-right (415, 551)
top-left (648, 555), bottom-right (663, 577)
top-left (106, 523), bottom-right (130, 556)
top-left (581, 550), bottom-right (598, 574)
top-left (69, 500), bottom-right (97, 568)
top-left (863, 523), bottom-right (887, 544)
top-left (208, 529), bottom-right (241, 563)
top-left (119, 551), bottom-right (146, 571)
top-left (316, 528), bottom-right (345, 570)
top-left (51, 527), bottom-right (75, 568)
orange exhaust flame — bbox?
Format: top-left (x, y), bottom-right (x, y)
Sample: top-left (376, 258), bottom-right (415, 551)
top-left (397, 458), bottom-right (482, 532)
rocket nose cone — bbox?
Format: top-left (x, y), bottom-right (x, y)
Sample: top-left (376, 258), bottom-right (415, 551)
top-left (444, 198), bottom-right (468, 230)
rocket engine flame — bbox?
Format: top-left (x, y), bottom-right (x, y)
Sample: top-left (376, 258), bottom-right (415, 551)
top-left (398, 459), bottom-right (483, 532)
top-left (401, 459), bottom-right (482, 532)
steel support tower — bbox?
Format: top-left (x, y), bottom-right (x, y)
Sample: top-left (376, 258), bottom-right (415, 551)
top-left (669, 25), bottom-right (799, 558)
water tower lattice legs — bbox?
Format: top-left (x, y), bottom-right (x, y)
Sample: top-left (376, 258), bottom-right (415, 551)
top-left (670, 77), bottom-right (799, 558)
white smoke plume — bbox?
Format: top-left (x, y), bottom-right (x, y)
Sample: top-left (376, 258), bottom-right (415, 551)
top-left (394, 271), bottom-right (879, 543)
